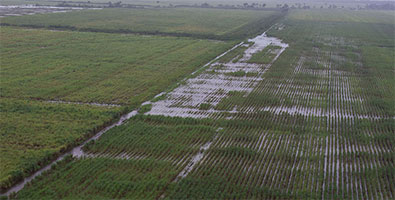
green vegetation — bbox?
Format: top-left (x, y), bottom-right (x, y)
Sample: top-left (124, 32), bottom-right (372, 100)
top-left (2, 5), bottom-right (394, 200)
top-left (0, 27), bottom-right (233, 106)
top-left (138, 104), bottom-right (152, 114)
top-left (186, 9), bottom-right (393, 198)
top-left (199, 103), bottom-right (212, 110)
top-left (164, 106), bottom-right (393, 199)
top-left (1, 5), bottom-right (283, 194)
top-left (14, 113), bottom-right (393, 199)
top-left (225, 70), bottom-right (258, 77)
top-left (12, 112), bottom-right (394, 199)
top-left (208, 9), bottom-right (394, 118)
top-left (15, 156), bottom-right (178, 199)
top-left (0, 98), bottom-right (121, 192)
top-left (215, 91), bottom-right (246, 111)
top-left (0, 0), bottom-right (372, 9)
top-left (265, 9), bottom-right (395, 117)
top-left (0, 3), bottom-right (290, 196)
top-left (83, 115), bottom-right (217, 162)
top-left (360, 46), bottom-right (394, 116)
top-left (248, 45), bottom-right (281, 64)
top-left (13, 115), bottom-right (218, 199)
top-left (217, 45), bottom-right (248, 63)
top-left (289, 9), bottom-right (395, 24)
top-left (1, 8), bottom-right (281, 40)
top-left (0, 26), bottom-right (231, 192)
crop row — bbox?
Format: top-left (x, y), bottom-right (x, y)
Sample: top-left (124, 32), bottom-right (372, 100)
top-left (11, 112), bottom-right (393, 199)
top-left (9, 9), bottom-right (394, 199)
top-left (0, 98), bottom-right (122, 192)
top-left (14, 156), bottom-right (178, 199)
top-left (166, 115), bottom-right (393, 199)
top-left (211, 43), bottom-right (388, 120)
top-left (0, 27), bottom-right (232, 105)
top-left (81, 115), bottom-right (218, 166)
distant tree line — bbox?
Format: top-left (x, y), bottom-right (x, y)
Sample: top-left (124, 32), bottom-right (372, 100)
top-left (35, 0), bottom-right (395, 11)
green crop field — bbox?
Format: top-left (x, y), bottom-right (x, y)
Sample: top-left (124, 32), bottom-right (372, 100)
top-left (0, 98), bottom-right (121, 192)
top-left (1, 8), bottom-right (281, 40)
top-left (0, 27), bottom-right (233, 105)
top-left (1, 1), bottom-right (394, 199)
top-left (10, 8), bottom-right (394, 199)
top-left (16, 156), bottom-right (179, 199)
top-left (288, 9), bottom-right (395, 23)
top-left (82, 115), bottom-right (217, 162)
top-left (14, 115), bottom-right (218, 199)
top-left (1, 6), bottom-right (281, 195)
top-left (0, 25), bottom-right (234, 192)
top-left (0, 0), bottom-right (368, 9)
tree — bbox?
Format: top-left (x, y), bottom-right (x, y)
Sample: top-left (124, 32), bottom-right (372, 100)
top-left (201, 3), bottom-right (210, 7)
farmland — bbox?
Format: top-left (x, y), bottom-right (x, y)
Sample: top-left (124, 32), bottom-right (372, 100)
top-left (16, 156), bottom-right (179, 199)
top-left (0, 98), bottom-right (122, 192)
top-left (1, 8), bottom-right (282, 40)
top-left (1, 3), bottom-right (394, 200)
top-left (0, 0), bottom-right (371, 9)
top-left (0, 27), bottom-right (234, 105)
top-left (158, 9), bottom-right (394, 199)
top-left (15, 115), bottom-right (219, 199)
top-left (0, 25), bottom-right (232, 192)
top-left (1, 6), bottom-right (283, 195)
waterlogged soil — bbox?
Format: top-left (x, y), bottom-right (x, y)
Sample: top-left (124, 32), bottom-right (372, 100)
top-left (0, 5), bottom-right (95, 17)
top-left (147, 31), bottom-right (288, 118)
top-left (148, 30), bottom-right (388, 121)
top-left (46, 100), bottom-right (121, 107)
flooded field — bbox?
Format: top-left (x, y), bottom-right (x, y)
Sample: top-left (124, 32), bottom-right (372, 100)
top-left (0, 5), bottom-right (88, 17)
top-left (1, 7), bottom-right (393, 200)
top-left (147, 29), bottom-right (289, 118)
